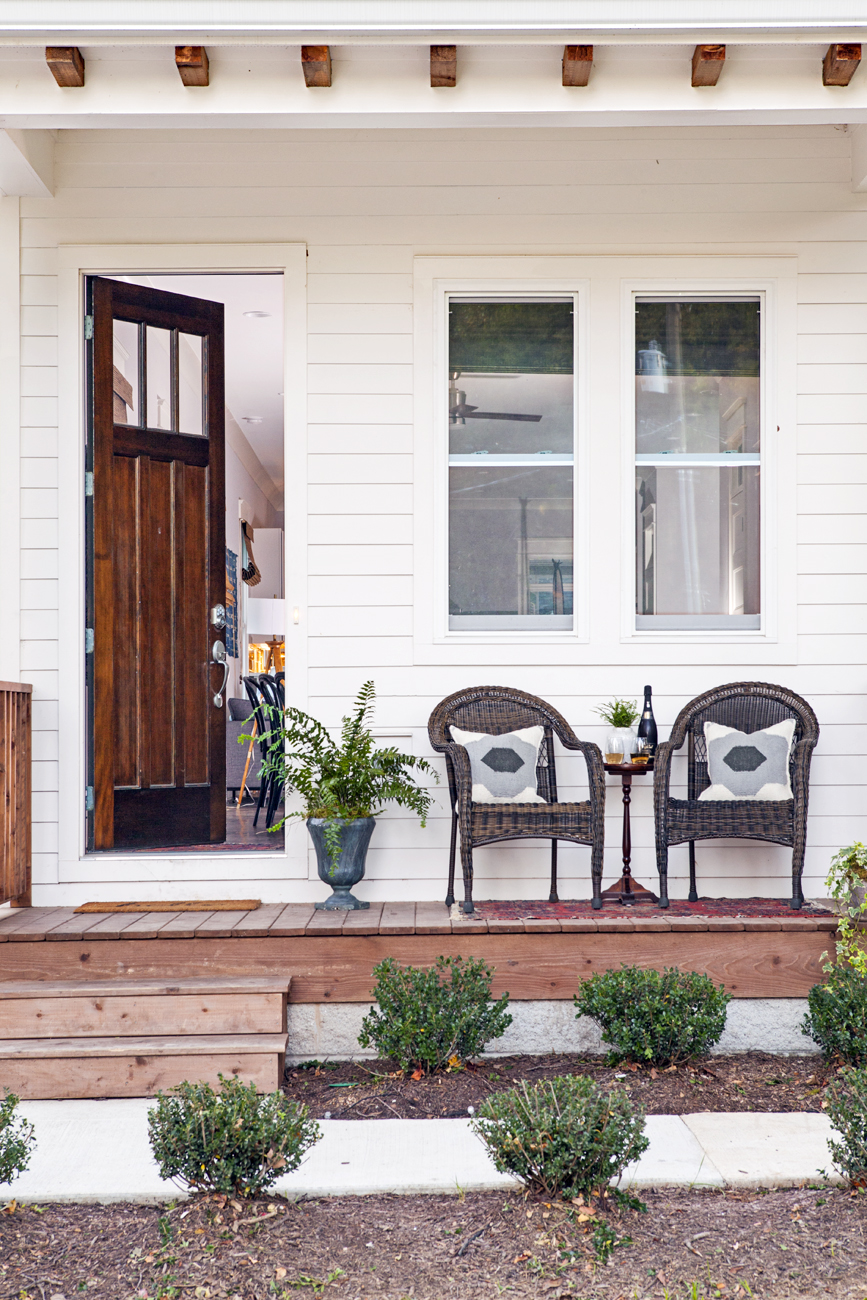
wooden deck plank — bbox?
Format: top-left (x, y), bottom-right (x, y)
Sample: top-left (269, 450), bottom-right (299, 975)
top-left (0, 909), bottom-right (74, 941)
top-left (560, 918), bottom-right (599, 932)
top-left (230, 903), bottom-right (289, 936)
top-left (45, 912), bottom-right (117, 941)
top-left (485, 917), bottom-right (526, 933)
top-left (156, 911), bottom-right (217, 939)
top-left (119, 912), bottom-right (182, 939)
top-left (706, 919), bottom-right (745, 931)
top-left (268, 904), bottom-right (317, 936)
top-left (414, 902), bottom-right (452, 934)
top-left (522, 917), bottom-right (562, 933)
top-left (192, 910), bottom-right (252, 938)
top-left (305, 909), bottom-right (348, 936)
top-left (341, 903), bottom-right (385, 934)
top-left (0, 1032), bottom-right (289, 1058)
top-left (453, 914), bottom-right (488, 935)
top-left (3, 992), bottom-right (286, 1038)
top-left (85, 912), bottom-right (149, 939)
top-left (0, 976), bottom-right (290, 997)
top-left (379, 902), bottom-right (417, 935)
top-left (1, 1045), bottom-right (286, 1099)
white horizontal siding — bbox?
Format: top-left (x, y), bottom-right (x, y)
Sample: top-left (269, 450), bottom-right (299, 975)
top-left (16, 121), bottom-right (867, 904)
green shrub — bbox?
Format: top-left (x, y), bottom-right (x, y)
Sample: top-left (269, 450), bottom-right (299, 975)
top-left (472, 1075), bottom-right (648, 1199)
top-left (0, 1091), bottom-right (35, 1186)
top-left (357, 955), bottom-right (512, 1074)
top-left (147, 1074), bottom-right (320, 1197)
top-left (802, 965), bottom-right (867, 1065)
top-left (825, 1065), bottom-right (867, 1187)
top-left (574, 965), bottom-right (731, 1066)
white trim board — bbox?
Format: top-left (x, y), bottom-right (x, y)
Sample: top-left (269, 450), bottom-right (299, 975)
top-left (412, 253), bottom-right (797, 668)
top-left (0, 197), bottom-right (20, 681)
top-left (55, 242), bottom-right (307, 887)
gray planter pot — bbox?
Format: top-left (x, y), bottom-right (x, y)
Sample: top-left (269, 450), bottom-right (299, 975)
top-left (308, 817), bottom-right (374, 910)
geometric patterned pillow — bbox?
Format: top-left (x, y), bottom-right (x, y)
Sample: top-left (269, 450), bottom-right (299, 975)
top-left (697, 718), bottom-right (796, 801)
top-left (449, 725), bottom-right (547, 804)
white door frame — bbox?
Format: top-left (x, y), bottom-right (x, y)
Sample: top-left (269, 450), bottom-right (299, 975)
top-left (56, 242), bottom-right (308, 890)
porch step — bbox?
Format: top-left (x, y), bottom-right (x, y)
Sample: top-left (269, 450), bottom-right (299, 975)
top-left (0, 1033), bottom-right (289, 1099)
top-left (0, 976), bottom-right (289, 1038)
top-left (0, 976), bottom-right (290, 1098)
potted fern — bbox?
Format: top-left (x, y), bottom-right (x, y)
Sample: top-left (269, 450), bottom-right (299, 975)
top-left (255, 681), bottom-right (437, 910)
top-left (594, 698), bottom-right (640, 763)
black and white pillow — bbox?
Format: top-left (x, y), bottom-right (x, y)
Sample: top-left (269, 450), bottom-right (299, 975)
top-left (698, 718), bottom-right (796, 801)
top-left (449, 725), bottom-right (546, 804)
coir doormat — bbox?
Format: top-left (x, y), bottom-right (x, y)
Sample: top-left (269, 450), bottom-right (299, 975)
top-left (474, 897), bottom-right (833, 920)
top-left (74, 900), bottom-right (261, 914)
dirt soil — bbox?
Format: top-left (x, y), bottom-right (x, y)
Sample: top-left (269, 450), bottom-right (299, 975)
top-left (282, 1053), bottom-right (832, 1121)
top-left (2, 1186), bottom-right (867, 1300)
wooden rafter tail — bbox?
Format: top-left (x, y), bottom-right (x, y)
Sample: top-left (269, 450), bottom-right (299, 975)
top-left (431, 45), bottom-right (457, 88)
top-left (175, 46), bottom-right (210, 87)
top-left (45, 47), bottom-right (85, 88)
top-left (302, 46), bottom-right (332, 87)
top-left (562, 45), bottom-right (593, 87)
top-left (692, 45), bottom-right (726, 87)
top-left (823, 43), bottom-right (861, 87)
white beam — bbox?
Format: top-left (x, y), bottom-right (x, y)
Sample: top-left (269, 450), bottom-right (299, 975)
top-left (0, 129), bottom-right (54, 196)
top-left (851, 122), bottom-right (867, 189)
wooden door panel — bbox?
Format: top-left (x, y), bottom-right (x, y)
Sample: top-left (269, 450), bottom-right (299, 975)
top-left (88, 277), bottom-right (225, 851)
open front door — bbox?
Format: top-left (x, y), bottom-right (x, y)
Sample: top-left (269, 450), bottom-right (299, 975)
top-left (86, 277), bottom-right (226, 851)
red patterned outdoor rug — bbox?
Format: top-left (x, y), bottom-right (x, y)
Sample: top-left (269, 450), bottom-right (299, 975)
top-left (475, 897), bottom-right (832, 919)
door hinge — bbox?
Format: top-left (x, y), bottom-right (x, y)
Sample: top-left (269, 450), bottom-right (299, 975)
top-left (85, 786), bottom-right (94, 813)
top-left (84, 315), bottom-right (94, 340)
top-left (84, 471), bottom-right (93, 497)
top-left (85, 627), bottom-right (94, 654)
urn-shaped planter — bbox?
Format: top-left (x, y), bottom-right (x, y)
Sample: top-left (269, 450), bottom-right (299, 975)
top-left (308, 817), bottom-right (374, 910)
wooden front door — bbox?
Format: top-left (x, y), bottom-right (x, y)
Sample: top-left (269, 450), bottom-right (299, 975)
top-left (86, 277), bottom-right (226, 851)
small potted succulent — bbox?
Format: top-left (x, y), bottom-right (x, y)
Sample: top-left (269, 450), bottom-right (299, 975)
top-left (254, 681), bottom-right (437, 910)
top-left (594, 698), bottom-right (640, 763)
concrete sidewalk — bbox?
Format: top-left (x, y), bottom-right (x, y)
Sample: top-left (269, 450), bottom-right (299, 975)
top-left (3, 1101), bottom-right (843, 1205)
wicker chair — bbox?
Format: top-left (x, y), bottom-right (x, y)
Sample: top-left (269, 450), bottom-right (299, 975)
top-left (428, 686), bottom-right (606, 914)
top-left (653, 682), bottom-right (819, 910)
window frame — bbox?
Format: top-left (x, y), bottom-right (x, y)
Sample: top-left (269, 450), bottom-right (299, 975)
top-left (423, 275), bottom-right (590, 646)
top-left (620, 278), bottom-right (784, 646)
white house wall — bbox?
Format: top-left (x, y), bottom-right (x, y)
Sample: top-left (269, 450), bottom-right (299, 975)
top-left (14, 122), bottom-right (867, 905)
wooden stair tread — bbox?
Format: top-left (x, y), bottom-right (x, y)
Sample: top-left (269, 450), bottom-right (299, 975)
top-left (0, 976), bottom-right (291, 999)
top-left (0, 1033), bottom-right (289, 1059)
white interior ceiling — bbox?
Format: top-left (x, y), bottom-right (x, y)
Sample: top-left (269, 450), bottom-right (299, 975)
top-left (113, 272), bottom-right (285, 495)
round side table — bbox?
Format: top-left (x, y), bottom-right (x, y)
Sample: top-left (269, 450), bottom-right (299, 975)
top-left (601, 760), bottom-right (659, 905)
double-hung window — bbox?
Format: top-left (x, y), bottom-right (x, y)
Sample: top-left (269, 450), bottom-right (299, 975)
top-left (634, 297), bottom-right (761, 631)
top-left (447, 297), bottom-right (576, 632)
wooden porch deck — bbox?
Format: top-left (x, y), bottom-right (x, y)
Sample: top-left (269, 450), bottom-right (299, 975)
top-left (0, 904), bottom-right (838, 1000)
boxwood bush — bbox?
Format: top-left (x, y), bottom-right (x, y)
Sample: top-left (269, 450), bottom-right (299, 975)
top-left (472, 1075), bottom-right (648, 1199)
top-left (802, 965), bottom-right (867, 1065)
top-left (825, 1064), bottom-right (867, 1187)
top-left (574, 965), bottom-right (731, 1066)
top-left (0, 1091), bottom-right (35, 1187)
top-left (357, 955), bottom-right (512, 1074)
top-left (147, 1074), bottom-right (320, 1197)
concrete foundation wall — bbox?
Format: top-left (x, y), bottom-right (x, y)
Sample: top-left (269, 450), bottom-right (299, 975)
top-left (286, 998), bottom-right (820, 1063)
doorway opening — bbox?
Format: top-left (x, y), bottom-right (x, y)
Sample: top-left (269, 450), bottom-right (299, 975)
top-left (85, 272), bottom-right (286, 853)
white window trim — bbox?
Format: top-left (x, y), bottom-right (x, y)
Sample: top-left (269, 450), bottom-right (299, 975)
top-left (55, 242), bottom-right (308, 886)
top-left (619, 275), bottom-right (796, 649)
top-left (413, 254), bottom-right (797, 668)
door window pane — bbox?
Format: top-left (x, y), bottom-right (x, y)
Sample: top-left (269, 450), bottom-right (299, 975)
top-left (635, 299), bottom-right (761, 629)
top-left (178, 332), bottom-right (204, 436)
top-left (448, 300), bottom-right (575, 630)
top-left (112, 319), bottom-right (140, 425)
top-left (146, 326), bottom-right (174, 431)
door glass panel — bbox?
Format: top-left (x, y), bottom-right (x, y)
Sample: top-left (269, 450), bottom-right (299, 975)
top-left (112, 319), bottom-right (140, 426)
top-left (146, 326), bottom-right (174, 431)
top-left (448, 299), bottom-right (575, 629)
top-left (178, 333), bottom-right (204, 436)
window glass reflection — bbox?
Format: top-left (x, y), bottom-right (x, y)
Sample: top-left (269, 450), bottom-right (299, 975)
top-left (178, 333), bottom-right (204, 436)
top-left (112, 319), bottom-right (140, 426)
top-left (146, 326), bottom-right (173, 431)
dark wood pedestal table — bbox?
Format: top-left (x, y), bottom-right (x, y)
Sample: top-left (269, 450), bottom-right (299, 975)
top-left (601, 760), bottom-right (659, 904)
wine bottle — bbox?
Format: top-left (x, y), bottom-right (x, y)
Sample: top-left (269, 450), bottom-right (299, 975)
top-left (637, 684), bottom-right (657, 755)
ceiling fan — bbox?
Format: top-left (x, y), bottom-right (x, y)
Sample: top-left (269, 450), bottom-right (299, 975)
top-left (449, 370), bottom-right (542, 424)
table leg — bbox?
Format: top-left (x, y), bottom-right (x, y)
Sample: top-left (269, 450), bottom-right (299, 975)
top-left (601, 773), bottom-right (658, 905)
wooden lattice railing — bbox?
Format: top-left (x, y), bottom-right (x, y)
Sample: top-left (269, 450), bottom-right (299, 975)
top-left (0, 682), bottom-right (32, 907)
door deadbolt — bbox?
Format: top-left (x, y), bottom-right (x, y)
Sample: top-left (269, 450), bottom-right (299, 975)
top-left (210, 604), bottom-right (227, 629)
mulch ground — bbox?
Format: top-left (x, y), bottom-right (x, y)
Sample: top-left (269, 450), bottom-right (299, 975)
top-left (3, 1185), bottom-right (867, 1300)
top-left (282, 1053), bottom-right (832, 1120)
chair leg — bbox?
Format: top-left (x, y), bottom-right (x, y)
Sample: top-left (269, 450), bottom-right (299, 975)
top-left (790, 838), bottom-right (806, 910)
top-left (688, 842), bottom-right (698, 903)
top-left (460, 831), bottom-right (474, 914)
top-left (252, 772), bottom-right (269, 828)
top-left (657, 842), bottom-right (670, 909)
top-left (265, 778), bottom-right (283, 830)
top-left (591, 830), bottom-right (604, 910)
top-left (549, 839), bottom-right (559, 903)
top-left (446, 811), bottom-right (458, 907)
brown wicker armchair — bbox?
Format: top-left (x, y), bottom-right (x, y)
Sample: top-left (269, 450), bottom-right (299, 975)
top-left (428, 686), bottom-right (606, 914)
top-left (653, 682), bottom-right (819, 910)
